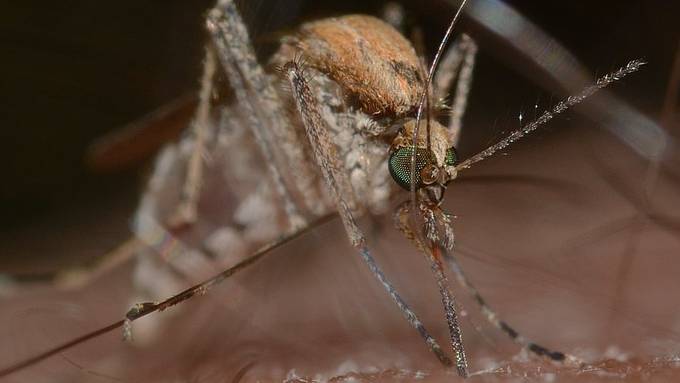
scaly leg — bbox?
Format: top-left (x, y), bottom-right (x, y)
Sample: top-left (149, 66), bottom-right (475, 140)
top-left (206, 0), bottom-right (325, 223)
top-left (434, 34), bottom-right (477, 146)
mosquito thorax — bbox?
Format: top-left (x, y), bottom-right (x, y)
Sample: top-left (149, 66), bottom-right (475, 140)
top-left (291, 15), bottom-right (424, 117)
top-left (388, 120), bottom-right (459, 200)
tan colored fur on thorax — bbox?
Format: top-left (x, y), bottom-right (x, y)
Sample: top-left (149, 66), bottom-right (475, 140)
top-left (291, 15), bottom-right (425, 117)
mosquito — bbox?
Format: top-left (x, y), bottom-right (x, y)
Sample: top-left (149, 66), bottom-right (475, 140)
top-left (0, 0), bottom-right (645, 378)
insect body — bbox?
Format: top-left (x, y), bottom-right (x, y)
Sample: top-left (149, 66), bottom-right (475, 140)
top-left (129, 1), bottom-right (641, 376)
top-left (124, 4), bottom-right (483, 375)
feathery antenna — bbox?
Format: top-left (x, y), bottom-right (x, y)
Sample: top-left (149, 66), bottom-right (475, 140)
top-left (455, 59), bottom-right (647, 172)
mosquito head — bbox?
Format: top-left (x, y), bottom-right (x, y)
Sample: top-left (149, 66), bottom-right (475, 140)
top-left (388, 119), bottom-right (459, 205)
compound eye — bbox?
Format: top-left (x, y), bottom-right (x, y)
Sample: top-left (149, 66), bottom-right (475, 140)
top-left (445, 146), bottom-right (459, 166)
top-left (388, 147), bottom-right (435, 190)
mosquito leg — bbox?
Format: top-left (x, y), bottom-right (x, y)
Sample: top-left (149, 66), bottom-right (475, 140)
top-left (394, 202), bottom-right (468, 376)
top-left (132, 146), bottom-right (221, 293)
top-left (206, 22), bottom-right (303, 228)
top-left (283, 60), bottom-right (453, 368)
top-left (433, 36), bottom-right (464, 99)
top-left (434, 34), bottom-right (477, 146)
top-left (394, 202), bottom-right (580, 369)
top-left (0, 215), bottom-right (336, 379)
top-left (446, 35), bottom-right (476, 146)
top-left (124, 214), bottom-right (335, 341)
top-left (444, 246), bottom-right (584, 365)
top-left (207, 0), bottom-right (325, 223)
top-left (168, 46), bottom-right (217, 227)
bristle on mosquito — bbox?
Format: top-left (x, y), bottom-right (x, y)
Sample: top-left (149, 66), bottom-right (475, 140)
top-left (455, 59), bottom-right (647, 171)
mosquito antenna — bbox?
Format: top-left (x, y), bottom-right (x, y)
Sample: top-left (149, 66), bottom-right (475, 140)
top-left (410, 0), bottom-right (468, 223)
top-left (0, 214), bottom-right (337, 379)
top-left (455, 59), bottom-right (646, 172)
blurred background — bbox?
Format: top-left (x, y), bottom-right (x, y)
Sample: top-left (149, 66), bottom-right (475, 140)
top-left (1, 0), bottom-right (679, 382)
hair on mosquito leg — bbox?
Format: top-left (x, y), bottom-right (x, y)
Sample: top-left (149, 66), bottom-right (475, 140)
top-left (208, 0), bottom-right (325, 224)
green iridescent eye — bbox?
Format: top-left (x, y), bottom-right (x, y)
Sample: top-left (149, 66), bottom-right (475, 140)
top-left (445, 146), bottom-right (458, 166)
top-left (388, 147), bottom-right (435, 190)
